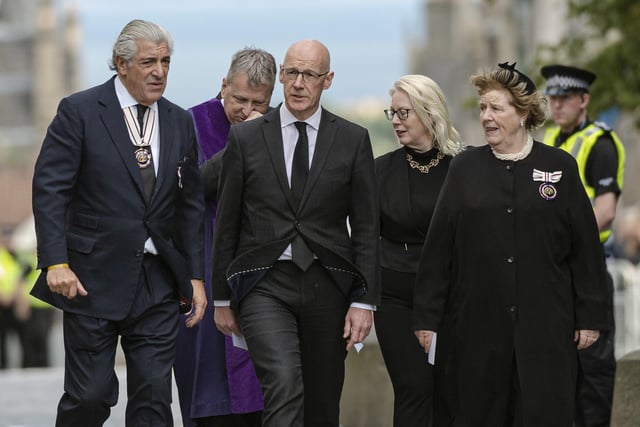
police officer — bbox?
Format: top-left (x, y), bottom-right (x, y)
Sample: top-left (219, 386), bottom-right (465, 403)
top-left (541, 64), bottom-right (625, 427)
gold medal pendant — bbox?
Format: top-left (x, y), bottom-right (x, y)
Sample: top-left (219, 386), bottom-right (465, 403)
top-left (135, 147), bottom-right (152, 169)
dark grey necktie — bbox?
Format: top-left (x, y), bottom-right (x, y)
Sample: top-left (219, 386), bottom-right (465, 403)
top-left (290, 121), bottom-right (314, 271)
top-left (136, 104), bottom-right (155, 202)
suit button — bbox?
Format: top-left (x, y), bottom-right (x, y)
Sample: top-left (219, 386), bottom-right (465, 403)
top-left (507, 207), bottom-right (513, 214)
top-left (507, 256), bottom-right (515, 263)
top-left (295, 221), bottom-right (301, 227)
top-left (509, 306), bottom-right (517, 313)
top-left (135, 250), bottom-right (143, 257)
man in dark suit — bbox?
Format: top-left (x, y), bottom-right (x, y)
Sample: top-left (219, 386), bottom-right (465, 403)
top-left (211, 39), bottom-right (380, 427)
top-left (31, 19), bottom-right (206, 426)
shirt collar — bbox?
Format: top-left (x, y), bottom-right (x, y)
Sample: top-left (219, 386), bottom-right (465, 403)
top-left (280, 103), bottom-right (322, 131)
top-left (114, 76), bottom-right (158, 113)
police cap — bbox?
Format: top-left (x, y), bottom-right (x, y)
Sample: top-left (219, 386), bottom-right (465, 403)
top-left (540, 64), bottom-right (597, 96)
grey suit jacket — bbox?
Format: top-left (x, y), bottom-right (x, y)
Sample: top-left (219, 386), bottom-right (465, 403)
top-left (31, 76), bottom-right (204, 320)
top-left (211, 106), bottom-right (380, 304)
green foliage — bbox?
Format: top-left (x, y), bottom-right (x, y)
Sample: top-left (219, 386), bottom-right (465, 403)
top-left (539, 0), bottom-right (640, 127)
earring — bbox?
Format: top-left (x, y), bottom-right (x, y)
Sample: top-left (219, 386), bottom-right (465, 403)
top-left (520, 120), bottom-right (524, 127)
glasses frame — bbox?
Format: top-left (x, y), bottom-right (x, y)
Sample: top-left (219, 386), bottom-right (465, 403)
top-left (282, 67), bottom-right (330, 83)
top-left (384, 108), bottom-right (412, 120)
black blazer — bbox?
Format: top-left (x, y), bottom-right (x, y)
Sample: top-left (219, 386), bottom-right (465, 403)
top-left (31, 77), bottom-right (205, 320)
top-left (200, 148), bottom-right (225, 201)
top-left (211, 106), bottom-right (380, 304)
top-left (376, 147), bottom-right (452, 273)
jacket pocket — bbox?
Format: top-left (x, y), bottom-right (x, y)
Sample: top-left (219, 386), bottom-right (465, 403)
top-left (67, 232), bottom-right (95, 254)
top-left (70, 212), bottom-right (100, 229)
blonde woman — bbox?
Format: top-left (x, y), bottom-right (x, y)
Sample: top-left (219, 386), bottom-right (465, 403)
top-left (375, 74), bottom-right (462, 427)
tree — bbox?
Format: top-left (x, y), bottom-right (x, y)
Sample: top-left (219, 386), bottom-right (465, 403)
top-left (539, 0), bottom-right (640, 126)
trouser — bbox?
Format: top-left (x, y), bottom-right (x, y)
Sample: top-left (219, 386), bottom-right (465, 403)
top-left (238, 261), bottom-right (348, 427)
top-left (575, 269), bottom-right (616, 427)
top-left (56, 255), bottom-right (180, 427)
top-left (375, 268), bottom-right (433, 427)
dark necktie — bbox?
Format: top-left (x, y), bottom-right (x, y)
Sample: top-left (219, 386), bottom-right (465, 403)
top-left (290, 121), bottom-right (314, 271)
top-left (136, 104), bottom-right (155, 202)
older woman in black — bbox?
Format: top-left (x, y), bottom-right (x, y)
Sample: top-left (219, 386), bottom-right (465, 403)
top-left (413, 63), bottom-right (609, 426)
top-left (375, 74), bottom-right (462, 426)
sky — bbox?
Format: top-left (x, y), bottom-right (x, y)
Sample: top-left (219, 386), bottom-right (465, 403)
top-left (73, 0), bottom-right (424, 110)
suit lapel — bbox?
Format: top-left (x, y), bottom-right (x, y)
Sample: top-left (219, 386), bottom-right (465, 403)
top-left (153, 98), bottom-right (177, 205)
top-left (262, 109), bottom-right (297, 209)
top-left (300, 109), bottom-right (337, 210)
top-left (98, 78), bottom-right (146, 200)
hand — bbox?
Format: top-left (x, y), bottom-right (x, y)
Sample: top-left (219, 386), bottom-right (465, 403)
top-left (414, 330), bottom-right (435, 353)
top-left (185, 279), bottom-right (207, 327)
top-left (245, 111), bottom-right (264, 121)
top-left (46, 266), bottom-right (87, 299)
top-left (214, 306), bottom-right (242, 336)
top-left (343, 307), bottom-right (373, 351)
top-left (575, 329), bottom-right (600, 350)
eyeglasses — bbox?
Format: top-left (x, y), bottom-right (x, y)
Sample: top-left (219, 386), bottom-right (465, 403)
top-left (384, 108), bottom-right (412, 120)
top-left (282, 67), bottom-right (329, 83)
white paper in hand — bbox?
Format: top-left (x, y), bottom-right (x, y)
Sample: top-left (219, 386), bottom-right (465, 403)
top-left (232, 333), bottom-right (248, 350)
top-left (427, 333), bottom-right (437, 365)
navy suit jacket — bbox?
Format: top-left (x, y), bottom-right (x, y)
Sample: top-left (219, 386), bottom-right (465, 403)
top-left (211, 106), bottom-right (380, 305)
top-left (31, 76), bottom-right (204, 320)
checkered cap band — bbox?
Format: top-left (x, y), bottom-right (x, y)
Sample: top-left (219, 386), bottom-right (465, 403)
top-left (546, 74), bottom-right (590, 91)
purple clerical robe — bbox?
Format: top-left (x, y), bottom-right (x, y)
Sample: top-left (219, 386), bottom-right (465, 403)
top-left (173, 97), bottom-right (263, 425)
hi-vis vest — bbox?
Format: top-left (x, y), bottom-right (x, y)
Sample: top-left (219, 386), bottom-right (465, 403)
top-left (543, 122), bottom-right (625, 243)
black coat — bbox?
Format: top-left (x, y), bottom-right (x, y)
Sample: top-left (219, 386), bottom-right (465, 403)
top-left (413, 142), bottom-right (609, 426)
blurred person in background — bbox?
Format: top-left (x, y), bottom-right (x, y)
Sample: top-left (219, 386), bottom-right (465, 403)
top-left (0, 234), bottom-right (22, 369)
top-left (16, 249), bottom-right (55, 368)
top-left (174, 46), bottom-right (277, 427)
top-left (413, 63), bottom-right (609, 426)
top-left (375, 74), bottom-right (462, 426)
top-left (541, 64), bottom-right (625, 427)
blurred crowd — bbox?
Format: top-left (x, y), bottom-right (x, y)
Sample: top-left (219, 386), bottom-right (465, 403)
top-left (611, 204), bottom-right (640, 265)
top-left (0, 221), bottom-right (54, 369)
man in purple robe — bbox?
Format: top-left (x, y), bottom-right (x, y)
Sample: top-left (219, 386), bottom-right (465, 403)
top-left (174, 47), bottom-right (277, 427)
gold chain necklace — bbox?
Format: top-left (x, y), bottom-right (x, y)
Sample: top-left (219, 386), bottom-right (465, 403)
top-left (406, 151), bottom-right (445, 174)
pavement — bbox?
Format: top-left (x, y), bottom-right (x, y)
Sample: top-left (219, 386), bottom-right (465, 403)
top-left (0, 366), bottom-right (183, 427)
top-left (0, 313), bottom-right (183, 427)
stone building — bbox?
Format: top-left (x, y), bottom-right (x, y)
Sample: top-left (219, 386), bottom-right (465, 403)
top-left (0, 0), bottom-right (80, 242)
top-left (409, 0), bottom-right (566, 144)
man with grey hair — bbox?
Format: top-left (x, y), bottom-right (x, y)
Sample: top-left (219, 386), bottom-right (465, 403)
top-left (174, 47), bottom-right (276, 427)
top-left (31, 19), bottom-right (206, 426)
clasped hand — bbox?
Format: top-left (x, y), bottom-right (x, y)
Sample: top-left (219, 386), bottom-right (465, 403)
top-left (575, 329), bottom-right (600, 350)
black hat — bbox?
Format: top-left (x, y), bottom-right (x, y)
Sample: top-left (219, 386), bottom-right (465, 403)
top-left (540, 64), bottom-right (596, 96)
top-left (498, 62), bottom-right (537, 95)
